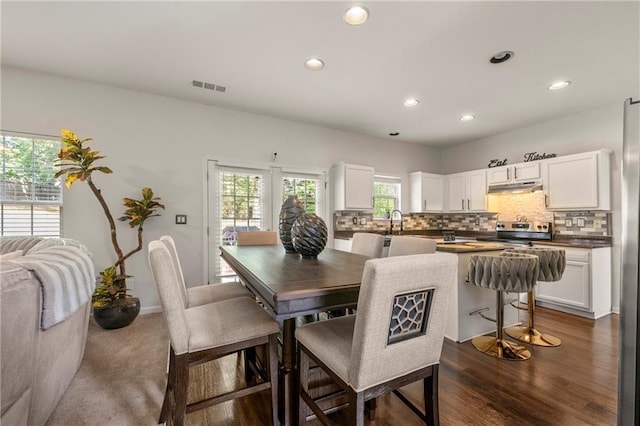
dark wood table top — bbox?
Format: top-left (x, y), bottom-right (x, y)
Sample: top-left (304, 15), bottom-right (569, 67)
top-left (220, 245), bottom-right (368, 320)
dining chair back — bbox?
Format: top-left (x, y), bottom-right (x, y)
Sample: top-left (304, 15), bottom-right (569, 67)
top-left (159, 235), bottom-right (251, 307)
top-left (388, 236), bottom-right (437, 257)
top-left (237, 231), bottom-right (278, 246)
top-left (351, 233), bottom-right (385, 258)
top-left (148, 240), bottom-right (280, 425)
top-left (296, 253), bottom-right (458, 425)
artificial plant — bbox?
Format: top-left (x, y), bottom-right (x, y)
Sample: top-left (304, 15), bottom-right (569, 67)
top-left (55, 129), bottom-right (164, 307)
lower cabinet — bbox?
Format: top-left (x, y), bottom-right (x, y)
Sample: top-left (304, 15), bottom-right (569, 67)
top-left (534, 245), bottom-right (611, 319)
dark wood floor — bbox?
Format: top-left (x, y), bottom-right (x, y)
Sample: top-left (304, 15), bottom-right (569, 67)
top-left (187, 307), bottom-right (618, 425)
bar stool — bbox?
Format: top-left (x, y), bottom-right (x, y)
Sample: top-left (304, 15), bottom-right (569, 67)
top-left (468, 252), bottom-right (539, 360)
top-left (503, 247), bottom-right (566, 347)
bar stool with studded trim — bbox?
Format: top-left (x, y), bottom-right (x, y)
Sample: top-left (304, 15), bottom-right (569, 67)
top-left (468, 252), bottom-right (539, 360)
top-left (503, 247), bottom-right (566, 347)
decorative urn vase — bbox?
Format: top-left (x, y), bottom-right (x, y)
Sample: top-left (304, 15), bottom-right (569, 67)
top-left (279, 195), bottom-right (305, 253)
top-left (291, 214), bottom-right (328, 259)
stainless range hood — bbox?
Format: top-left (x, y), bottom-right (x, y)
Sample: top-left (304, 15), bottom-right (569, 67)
top-left (487, 180), bottom-right (543, 194)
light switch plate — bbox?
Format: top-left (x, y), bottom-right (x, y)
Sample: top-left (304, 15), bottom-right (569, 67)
top-left (576, 217), bottom-right (586, 227)
top-left (175, 214), bottom-right (187, 225)
top-left (565, 218), bottom-right (573, 227)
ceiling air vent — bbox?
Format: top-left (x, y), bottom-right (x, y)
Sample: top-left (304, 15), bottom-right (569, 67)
top-left (191, 80), bottom-right (227, 94)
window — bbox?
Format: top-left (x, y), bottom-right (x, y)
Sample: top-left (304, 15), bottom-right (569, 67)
top-left (282, 175), bottom-right (319, 214)
top-left (1, 133), bottom-right (62, 236)
top-left (373, 176), bottom-right (401, 219)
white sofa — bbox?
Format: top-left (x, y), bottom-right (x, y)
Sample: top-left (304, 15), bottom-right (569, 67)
top-left (1, 237), bottom-right (95, 426)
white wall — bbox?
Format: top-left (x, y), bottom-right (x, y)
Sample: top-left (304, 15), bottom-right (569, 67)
top-left (441, 103), bottom-right (625, 313)
top-left (1, 66), bottom-right (442, 310)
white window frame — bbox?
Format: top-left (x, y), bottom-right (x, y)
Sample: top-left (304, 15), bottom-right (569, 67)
top-left (373, 175), bottom-right (401, 220)
top-left (1, 131), bottom-right (62, 237)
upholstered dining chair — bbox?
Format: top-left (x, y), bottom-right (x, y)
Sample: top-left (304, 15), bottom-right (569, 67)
top-left (148, 240), bottom-right (280, 426)
top-left (159, 235), bottom-right (252, 307)
top-left (388, 236), bottom-right (437, 257)
top-left (351, 232), bottom-right (385, 258)
top-left (296, 253), bottom-right (458, 425)
top-left (236, 230), bottom-right (278, 246)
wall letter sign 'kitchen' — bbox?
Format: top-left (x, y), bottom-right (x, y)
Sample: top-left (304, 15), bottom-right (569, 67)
top-left (523, 152), bottom-right (557, 162)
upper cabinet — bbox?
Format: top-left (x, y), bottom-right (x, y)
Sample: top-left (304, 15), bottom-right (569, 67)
top-left (542, 150), bottom-right (611, 210)
top-left (331, 163), bottom-right (374, 210)
top-left (409, 172), bottom-right (444, 212)
top-left (487, 162), bottom-right (540, 185)
top-left (447, 170), bottom-right (487, 212)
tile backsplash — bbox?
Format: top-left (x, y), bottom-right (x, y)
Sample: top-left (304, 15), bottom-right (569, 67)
top-left (334, 207), bottom-right (612, 237)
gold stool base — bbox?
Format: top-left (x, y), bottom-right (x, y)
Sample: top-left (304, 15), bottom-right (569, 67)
top-left (504, 325), bottom-right (561, 347)
top-left (471, 336), bottom-right (531, 361)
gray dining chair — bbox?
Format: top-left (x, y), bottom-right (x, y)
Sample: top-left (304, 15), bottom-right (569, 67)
top-left (388, 236), bottom-right (437, 257)
top-left (351, 232), bottom-right (385, 258)
top-left (296, 253), bottom-right (458, 425)
top-left (148, 240), bottom-right (280, 426)
top-left (159, 235), bottom-right (252, 307)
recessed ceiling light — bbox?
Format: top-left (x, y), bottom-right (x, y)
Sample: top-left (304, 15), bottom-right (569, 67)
top-left (304, 58), bottom-right (325, 71)
top-left (460, 114), bottom-right (475, 122)
top-left (389, 132), bottom-right (400, 136)
top-left (403, 98), bottom-right (419, 108)
top-left (344, 6), bottom-right (369, 25)
top-left (548, 80), bottom-right (571, 90)
top-left (490, 51), bottom-right (514, 64)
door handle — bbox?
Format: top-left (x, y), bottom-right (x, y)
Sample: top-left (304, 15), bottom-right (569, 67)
top-left (514, 166), bottom-right (518, 180)
top-left (424, 200), bottom-right (427, 211)
top-left (506, 168), bottom-right (510, 180)
top-left (467, 199), bottom-right (470, 210)
top-left (544, 194), bottom-right (549, 207)
top-left (461, 199), bottom-right (464, 210)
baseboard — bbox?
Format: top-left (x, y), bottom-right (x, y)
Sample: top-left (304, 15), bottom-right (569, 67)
top-left (140, 305), bottom-right (162, 315)
top-left (612, 306), bottom-right (620, 314)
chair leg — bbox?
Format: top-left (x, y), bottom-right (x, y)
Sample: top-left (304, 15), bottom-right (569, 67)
top-left (348, 390), bottom-right (365, 426)
top-left (159, 347), bottom-right (176, 424)
top-left (173, 353), bottom-right (189, 426)
top-left (504, 289), bottom-right (562, 347)
top-left (423, 365), bottom-right (439, 426)
top-left (297, 345), bottom-right (309, 425)
top-left (472, 290), bottom-right (531, 360)
top-left (268, 334), bottom-right (281, 426)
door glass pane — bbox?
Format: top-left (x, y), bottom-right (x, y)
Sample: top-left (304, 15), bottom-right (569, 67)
top-left (282, 176), bottom-right (318, 214)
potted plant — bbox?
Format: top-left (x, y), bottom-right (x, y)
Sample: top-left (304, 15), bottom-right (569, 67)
top-left (55, 129), bottom-right (164, 329)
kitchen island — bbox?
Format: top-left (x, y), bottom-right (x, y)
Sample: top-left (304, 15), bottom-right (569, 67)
top-left (432, 242), bottom-right (522, 342)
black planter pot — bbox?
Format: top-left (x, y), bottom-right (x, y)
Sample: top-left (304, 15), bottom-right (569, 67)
top-left (92, 297), bottom-right (141, 330)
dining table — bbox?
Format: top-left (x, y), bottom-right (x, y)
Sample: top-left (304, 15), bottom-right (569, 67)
top-left (219, 245), bottom-right (369, 425)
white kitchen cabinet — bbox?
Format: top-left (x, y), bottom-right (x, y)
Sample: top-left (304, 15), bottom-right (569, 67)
top-left (447, 170), bottom-right (487, 212)
top-left (487, 162), bottom-right (540, 185)
top-left (534, 245), bottom-right (611, 319)
top-left (542, 150), bottom-right (611, 210)
top-left (409, 172), bottom-right (444, 212)
top-left (331, 163), bottom-right (374, 210)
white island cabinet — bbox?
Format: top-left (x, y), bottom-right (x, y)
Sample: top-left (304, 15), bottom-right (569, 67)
top-left (445, 251), bottom-right (518, 342)
top-left (542, 149), bottom-right (611, 210)
top-left (533, 245), bottom-right (611, 319)
top-left (331, 163), bottom-right (374, 211)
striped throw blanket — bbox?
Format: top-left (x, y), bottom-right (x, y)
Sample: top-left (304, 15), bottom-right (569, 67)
top-left (7, 245), bottom-right (96, 329)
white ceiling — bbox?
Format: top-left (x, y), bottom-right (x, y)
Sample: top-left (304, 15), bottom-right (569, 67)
top-left (2, 1), bottom-right (638, 147)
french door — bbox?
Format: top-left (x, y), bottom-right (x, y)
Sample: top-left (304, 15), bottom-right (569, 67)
top-left (207, 160), bottom-right (327, 283)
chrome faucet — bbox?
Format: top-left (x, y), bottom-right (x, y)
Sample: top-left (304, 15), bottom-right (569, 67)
top-left (390, 209), bottom-right (403, 234)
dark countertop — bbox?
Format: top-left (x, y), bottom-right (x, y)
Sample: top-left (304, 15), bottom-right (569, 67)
top-left (333, 230), bottom-right (612, 249)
